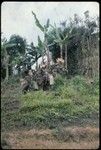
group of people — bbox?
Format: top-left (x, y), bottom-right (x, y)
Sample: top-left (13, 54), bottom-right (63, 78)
top-left (20, 58), bottom-right (66, 94)
top-left (20, 68), bottom-right (54, 94)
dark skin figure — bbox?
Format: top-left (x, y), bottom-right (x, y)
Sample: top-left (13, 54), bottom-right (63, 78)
top-left (21, 70), bottom-right (31, 94)
top-left (42, 72), bottom-right (50, 91)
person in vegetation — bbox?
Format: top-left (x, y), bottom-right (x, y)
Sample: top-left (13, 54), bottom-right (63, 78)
top-left (48, 71), bottom-right (54, 90)
top-left (28, 69), bottom-right (39, 91)
top-left (42, 70), bottom-right (50, 91)
top-left (32, 70), bottom-right (39, 90)
top-left (35, 69), bottom-right (43, 89)
top-left (28, 69), bottom-right (35, 90)
top-left (20, 69), bottom-right (31, 94)
top-left (56, 58), bottom-right (64, 66)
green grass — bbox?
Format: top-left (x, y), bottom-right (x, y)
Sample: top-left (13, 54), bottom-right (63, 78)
top-left (1, 75), bottom-right (99, 131)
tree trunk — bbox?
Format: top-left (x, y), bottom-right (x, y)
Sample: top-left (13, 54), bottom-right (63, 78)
top-left (5, 53), bottom-right (9, 81)
top-left (42, 53), bottom-right (44, 64)
top-left (36, 61), bottom-right (38, 70)
top-left (47, 46), bottom-right (50, 67)
top-left (60, 44), bottom-right (63, 59)
top-left (36, 53), bottom-right (38, 70)
top-left (81, 36), bottom-right (86, 75)
top-left (87, 36), bottom-right (90, 77)
top-left (4, 47), bottom-right (9, 81)
top-left (44, 35), bottom-right (50, 69)
top-left (65, 44), bottom-right (67, 69)
top-left (18, 66), bottom-right (21, 76)
top-left (9, 64), bottom-right (13, 76)
top-left (5, 64), bottom-right (9, 80)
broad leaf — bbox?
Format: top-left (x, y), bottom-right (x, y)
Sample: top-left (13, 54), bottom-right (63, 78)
top-left (3, 43), bottom-right (16, 48)
top-left (32, 11), bottom-right (44, 32)
top-left (46, 19), bottom-right (50, 28)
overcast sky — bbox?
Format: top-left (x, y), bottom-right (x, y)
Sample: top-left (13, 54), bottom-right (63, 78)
top-left (1, 1), bottom-right (99, 46)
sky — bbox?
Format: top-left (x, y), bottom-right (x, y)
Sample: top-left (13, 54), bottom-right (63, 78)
top-left (1, 1), bottom-right (99, 46)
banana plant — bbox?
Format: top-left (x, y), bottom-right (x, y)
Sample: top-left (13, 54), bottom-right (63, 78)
top-left (32, 11), bottom-right (50, 68)
top-left (50, 24), bottom-right (74, 69)
top-left (1, 39), bottom-right (16, 80)
top-left (37, 35), bottom-right (45, 63)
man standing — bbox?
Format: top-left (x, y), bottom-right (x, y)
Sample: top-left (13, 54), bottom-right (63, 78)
top-left (42, 71), bottom-right (50, 91)
top-left (49, 72), bottom-right (54, 90)
top-left (20, 69), bottom-right (31, 94)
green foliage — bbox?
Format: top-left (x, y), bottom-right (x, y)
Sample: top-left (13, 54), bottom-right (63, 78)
top-left (9, 34), bottom-right (26, 55)
top-left (32, 12), bottom-right (51, 67)
top-left (32, 12), bottom-right (50, 33)
top-left (1, 35), bottom-right (27, 79)
top-left (48, 12), bottom-right (99, 76)
top-left (37, 35), bottom-right (45, 55)
top-left (46, 19), bottom-right (50, 28)
top-left (2, 75), bottom-right (99, 131)
top-left (32, 11), bottom-right (44, 32)
top-left (53, 74), bottom-right (65, 88)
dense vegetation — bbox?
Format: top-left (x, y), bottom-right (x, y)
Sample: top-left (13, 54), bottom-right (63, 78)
top-left (1, 75), bottom-right (99, 131)
top-left (1, 10), bottom-right (99, 80)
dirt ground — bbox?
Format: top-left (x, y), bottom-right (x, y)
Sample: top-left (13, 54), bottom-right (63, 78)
top-left (1, 126), bottom-right (99, 149)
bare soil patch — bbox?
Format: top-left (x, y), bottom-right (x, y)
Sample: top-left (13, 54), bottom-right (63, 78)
top-left (1, 126), bottom-right (99, 149)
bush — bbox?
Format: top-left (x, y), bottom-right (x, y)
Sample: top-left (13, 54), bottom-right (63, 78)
top-left (53, 74), bottom-right (65, 89)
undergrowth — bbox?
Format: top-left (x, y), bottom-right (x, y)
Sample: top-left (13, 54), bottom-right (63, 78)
top-left (1, 75), bottom-right (99, 131)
